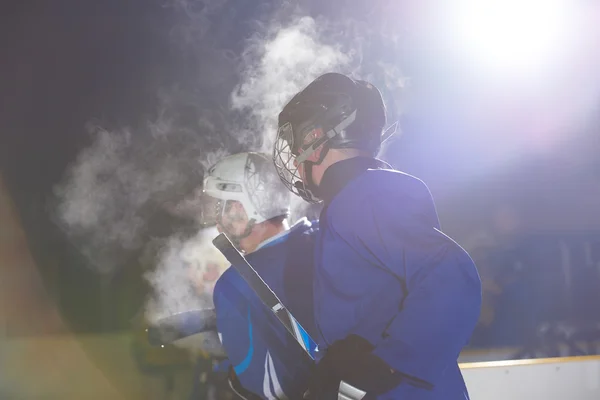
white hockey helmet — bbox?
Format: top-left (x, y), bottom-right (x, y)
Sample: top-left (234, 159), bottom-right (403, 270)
top-left (202, 152), bottom-right (291, 226)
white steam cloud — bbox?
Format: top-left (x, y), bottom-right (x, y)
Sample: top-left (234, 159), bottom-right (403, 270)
top-left (143, 226), bottom-right (228, 322)
top-left (53, 118), bottom-right (219, 272)
top-left (231, 16), bottom-right (352, 152)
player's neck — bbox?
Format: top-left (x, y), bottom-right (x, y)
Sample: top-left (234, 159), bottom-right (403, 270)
top-left (312, 149), bottom-right (371, 187)
top-left (240, 220), bottom-right (288, 254)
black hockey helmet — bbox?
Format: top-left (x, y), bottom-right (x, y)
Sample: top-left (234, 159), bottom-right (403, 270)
top-left (278, 72), bottom-right (387, 157)
top-left (273, 73), bottom-right (390, 203)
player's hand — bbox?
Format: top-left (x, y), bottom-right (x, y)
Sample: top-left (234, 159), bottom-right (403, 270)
top-left (304, 335), bottom-right (403, 399)
top-left (303, 345), bottom-right (341, 400)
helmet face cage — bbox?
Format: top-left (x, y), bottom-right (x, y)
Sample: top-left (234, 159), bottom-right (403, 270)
top-left (196, 194), bottom-right (221, 227)
top-left (213, 198), bottom-right (240, 226)
top-left (273, 122), bottom-right (322, 204)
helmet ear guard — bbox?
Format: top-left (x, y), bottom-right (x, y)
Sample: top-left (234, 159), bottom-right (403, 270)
top-left (294, 109), bottom-right (357, 165)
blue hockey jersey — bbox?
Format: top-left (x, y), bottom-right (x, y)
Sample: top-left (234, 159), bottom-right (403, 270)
top-left (313, 157), bottom-right (482, 400)
top-left (213, 218), bottom-right (318, 399)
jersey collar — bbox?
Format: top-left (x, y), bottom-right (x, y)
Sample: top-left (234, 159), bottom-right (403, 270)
top-left (254, 217), bottom-right (311, 251)
top-left (318, 157), bottom-right (390, 205)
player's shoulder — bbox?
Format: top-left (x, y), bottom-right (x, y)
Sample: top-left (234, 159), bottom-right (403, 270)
top-left (325, 168), bottom-right (435, 230)
top-left (214, 262), bottom-right (252, 298)
top-left (213, 266), bottom-right (236, 297)
top-left (259, 218), bottom-right (318, 251)
top-left (213, 263), bottom-right (259, 310)
top-left (291, 217), bottom-right (319, 238)
top-left (329, 168), bottom-right (430, 209)
top-left (361, 168), bottom-right (430, 193)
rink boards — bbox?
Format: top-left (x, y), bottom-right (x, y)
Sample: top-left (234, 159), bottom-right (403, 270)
top-left (460, 355), bottom-right (600, 400)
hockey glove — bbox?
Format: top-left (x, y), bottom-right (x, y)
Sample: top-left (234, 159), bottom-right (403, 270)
top-left (305, 335), bottom-right (404, 399)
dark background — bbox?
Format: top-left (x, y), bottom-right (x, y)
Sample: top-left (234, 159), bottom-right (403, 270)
top-left (0, 0), bottom-right (174, 331)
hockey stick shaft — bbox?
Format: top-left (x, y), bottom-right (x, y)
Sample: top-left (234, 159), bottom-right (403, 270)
top-left (212, 233), bottom-right (316, 362)
top-left (146, 308), bottom-right (217, 346)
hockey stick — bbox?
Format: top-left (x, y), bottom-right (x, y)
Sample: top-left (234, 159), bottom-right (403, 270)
top-left (146, 308), bottom-right (217, 346)
top-left (212, 233), bottom-right (367, 400)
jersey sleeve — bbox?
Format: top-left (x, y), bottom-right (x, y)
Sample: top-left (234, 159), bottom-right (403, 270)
top-left (349, 173), bottom-right (482, 387)
top-left (213, 271), bottom-right (254, 375)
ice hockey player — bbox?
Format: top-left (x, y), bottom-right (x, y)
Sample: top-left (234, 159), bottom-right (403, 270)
top-left (204, 151), bottom-right (319, 399)
top-left (272, 73), bottom-right (482, 400)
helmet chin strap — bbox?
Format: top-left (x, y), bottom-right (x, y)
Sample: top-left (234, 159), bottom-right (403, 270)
top-left (294, 138), bottom-right (332, 203)
top-left (292, 112), bottom-right (358, 203)
top-left (294, 161), bottom-right (321, 203)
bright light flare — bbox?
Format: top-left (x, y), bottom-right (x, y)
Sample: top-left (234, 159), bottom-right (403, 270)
top-left (448, 0), bottom-right (575, 74)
